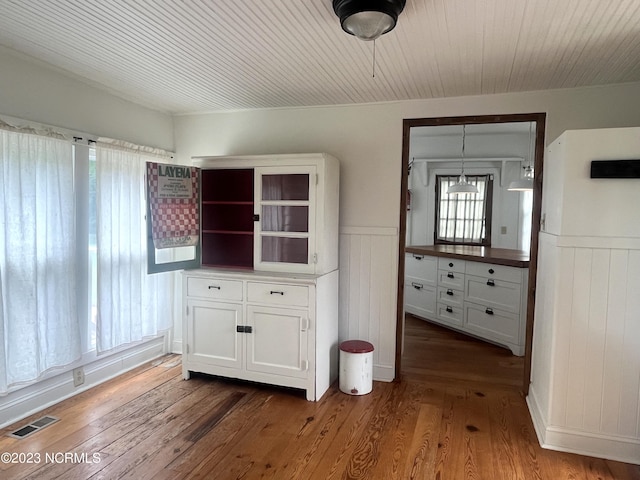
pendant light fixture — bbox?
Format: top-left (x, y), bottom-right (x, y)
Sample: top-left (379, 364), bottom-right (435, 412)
top-left (508, 122), bottom-right (535, 191)
top-left (332, 0), bottom-right (406, 41)
top-left (447, 125), bottom-right (479, 195)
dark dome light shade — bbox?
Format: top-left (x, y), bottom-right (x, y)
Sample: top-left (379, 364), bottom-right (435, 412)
top-left (333, 0), bottom-right (407, 41)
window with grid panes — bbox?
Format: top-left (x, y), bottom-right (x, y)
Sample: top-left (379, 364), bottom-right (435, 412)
top-left (434, 174), bottom-right (493, 246)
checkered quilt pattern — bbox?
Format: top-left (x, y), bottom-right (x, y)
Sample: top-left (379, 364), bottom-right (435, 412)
top-left (146, 162), bottom-right (200, 249)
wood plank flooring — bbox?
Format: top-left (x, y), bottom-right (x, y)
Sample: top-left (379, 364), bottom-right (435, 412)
top-left (1, 316), bottom-right (638, 479)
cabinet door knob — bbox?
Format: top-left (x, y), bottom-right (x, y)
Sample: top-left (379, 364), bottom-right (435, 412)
top-left (270, 290), bottom-right (285, 295)
top-left (486, 279), bottom-right (495, 286)
top-left (485, 308), bottom-right (494, 315)
top-left (411, 282), bottom-right (423, 290)
top-left (446, 289), bottom-right (454, 296)
top-left (488, 268), bottom-right (495, 274)
top-left (208, 285), bottom-right (221, 290)
top-left (447, 272), bottom-right (454, 279)
top-left (446, 306), bottom-right (453, 313)
top-left (449, 262), bottom-right (454, 267)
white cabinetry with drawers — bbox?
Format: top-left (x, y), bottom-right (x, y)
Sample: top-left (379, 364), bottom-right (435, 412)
top-left (404, 253), bottom-right (438, 319)
top-left (405, 252), bottom-right (528, 355)
top-left (183, 269), bottom-right (338, 401)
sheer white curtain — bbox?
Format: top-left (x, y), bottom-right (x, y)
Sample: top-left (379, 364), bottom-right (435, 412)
top-left (0, 129), bottom-right (80, 394)
top-left (95, 145), bottom-right (173, 354)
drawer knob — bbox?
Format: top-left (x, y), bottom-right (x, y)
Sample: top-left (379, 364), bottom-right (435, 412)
top-left (446, 306), bottom-right (453, 313)
top-left (449, 262), bottom-right (454, 267)
top-left (270, 290), bottom-right (285, 295)
top-left (488, 268), bottom-right (495, 274)
top-left (447, 272), bottom-right (455, 279)
top-left (411, 282), bottom-right (423, 290)
top-left (446, 289), bottom-right (454, 296)
top-left (485, 308), bottom-right (494, 315)
top-left (208, 285), bottom-right (221, 290)
top-left (486, 279), bottom-right (495, 286)
top-left (413, 255), bottom-right (423, 260)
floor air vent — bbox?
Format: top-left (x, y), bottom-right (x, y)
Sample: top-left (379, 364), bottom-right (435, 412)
top-left (7, 416), bottom-right (59, 439)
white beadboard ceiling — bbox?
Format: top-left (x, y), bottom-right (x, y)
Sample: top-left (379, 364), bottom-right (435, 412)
top-left (1, 0), bottom-right (639, 114)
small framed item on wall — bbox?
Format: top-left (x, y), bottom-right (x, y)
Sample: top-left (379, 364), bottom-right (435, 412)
top-left (590, 159), bottom-right (640, 178)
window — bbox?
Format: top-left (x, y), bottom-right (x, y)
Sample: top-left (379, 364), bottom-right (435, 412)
top-left (434, 174), bottom-right (493, 246)
top-left (1, 124), bottom-right (173, 394)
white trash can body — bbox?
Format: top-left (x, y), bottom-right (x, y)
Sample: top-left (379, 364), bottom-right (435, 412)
top-left (339, 340), bottom-right (374, 395)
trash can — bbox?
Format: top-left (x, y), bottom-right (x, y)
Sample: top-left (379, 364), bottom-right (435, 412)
top-left (339, 340), bottom-right (374, 395)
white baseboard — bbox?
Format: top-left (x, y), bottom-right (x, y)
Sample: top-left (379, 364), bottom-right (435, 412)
top-left (373, 364), bottom-right (395, 382)
top-left (526, 391), bottom-right (640, 465)
top-left (0, 337), bottom-right (167, 429)
top-left (172, 339), bottom-right (183, 354)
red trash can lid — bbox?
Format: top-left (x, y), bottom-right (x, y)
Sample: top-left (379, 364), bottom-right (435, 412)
top-left (339, 340), bottom-right (374, 353)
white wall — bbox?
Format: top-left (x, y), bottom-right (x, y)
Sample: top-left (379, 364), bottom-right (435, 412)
top-left (174, 81), bottom-right (640, 381)
top-left (0, 46), bottom-right (174, 150)
top-left (527, 128), bottom-right (640, 464)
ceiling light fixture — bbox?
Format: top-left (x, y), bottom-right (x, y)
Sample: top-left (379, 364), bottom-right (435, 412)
top-left (332, 0), bottom-right (406, 41)
top-left (448, 125), bottom-right (479, 195)
top-left (508, 122), bottom-right (535, 191)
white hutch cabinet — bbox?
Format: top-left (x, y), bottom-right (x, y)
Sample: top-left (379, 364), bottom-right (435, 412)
top-left (178, 154), bottom-right (340, 401)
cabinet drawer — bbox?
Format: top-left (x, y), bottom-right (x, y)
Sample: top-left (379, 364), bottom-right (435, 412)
top-left (405, 253), bottom-right (437, 285)
top-left (464, 303), bottom-right (520, 344)
top-left (465, 275), bottom-right (521, 313)
top-left (465, 262), bottom-right (523, 284)
top-left (405, 277), bottom-right (437, 318)
top-left (438, 257), bottom-right (465, 273)
top-left (437, 286), bottom-right (464, 307)
top-left (187, 277), bottom-right (243, 301)
top-left (247, 282), bottom-right (309, 307)
top-left (436, 302), bottom-right (463, 326)
top-left (437, 269), bottom-right (464, 289)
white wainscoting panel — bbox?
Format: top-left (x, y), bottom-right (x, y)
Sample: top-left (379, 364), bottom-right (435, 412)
top-left (339, 227), bottom-right (398, 382)
top-left (528, 232), bottom-right (640, 464)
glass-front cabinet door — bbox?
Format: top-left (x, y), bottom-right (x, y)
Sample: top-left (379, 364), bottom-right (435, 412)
top-left (254, 166), bottom-right (317, 273)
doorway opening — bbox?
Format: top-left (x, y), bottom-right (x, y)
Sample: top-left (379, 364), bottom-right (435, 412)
top-left (395, 113), bottom-right (546, 393)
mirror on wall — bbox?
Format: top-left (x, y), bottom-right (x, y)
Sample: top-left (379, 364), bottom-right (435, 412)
top-left (406, 121), bottom-right (536, 254)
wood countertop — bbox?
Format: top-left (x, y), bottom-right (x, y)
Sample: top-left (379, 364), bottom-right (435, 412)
top-left (405, 245), bottom-right (529, 268)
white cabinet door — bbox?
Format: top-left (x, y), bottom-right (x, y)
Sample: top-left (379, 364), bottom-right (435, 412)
top-left (187, 299), bottom-right (243, 370)
top-left (253, 166), bottom-right (317, 274)
top-left (245, 305), bottom-right (309, 379)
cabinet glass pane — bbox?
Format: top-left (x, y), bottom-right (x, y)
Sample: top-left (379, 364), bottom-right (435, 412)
top-left (261, 237), bottom-right (308, 264)
top-left (261, 206), bottom-right (308, 232)
top-left (262, 174), bottom-right (309, 201)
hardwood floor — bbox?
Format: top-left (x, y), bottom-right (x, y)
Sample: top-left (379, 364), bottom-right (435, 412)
top-left (1, 317), bottom-right (638, 479)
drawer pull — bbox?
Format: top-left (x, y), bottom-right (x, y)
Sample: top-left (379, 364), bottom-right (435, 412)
top-left (449, 262), bottom-right (454, 267)
top-left (447, 272), bottom-right (455, 279)
top-left (446, 306), bottom-right (453, 313)
top-left (413, 255), bottom-right (423, 260)
top-left (446, 289), bottom-right (454, 296)
top-left (486, 279), bottom-right (495, 286)
top-left (485, 308), bottom-right (494, 315)
top-left (270, 290), bottom-right (285, 295)
top-left (488, 268), bottom-right (495, 274)
top-left (411, 282), bottom-right (423, 290)
top-left (208, 285), bottom-right (221, 290)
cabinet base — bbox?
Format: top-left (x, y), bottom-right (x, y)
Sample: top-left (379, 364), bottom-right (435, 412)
top-left (183, 369), bottom-right (317, 401)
